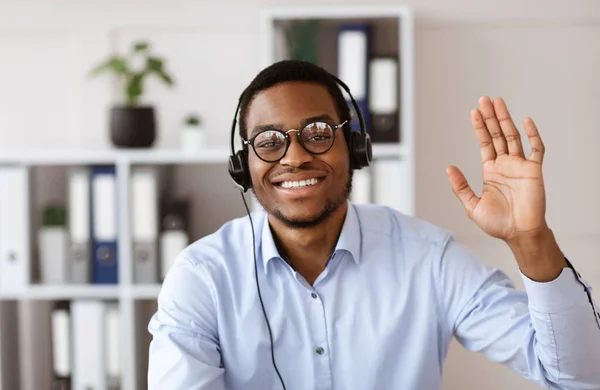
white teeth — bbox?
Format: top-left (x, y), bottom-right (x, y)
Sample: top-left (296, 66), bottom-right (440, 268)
top-left (279, 178), bottom-right (320, 189)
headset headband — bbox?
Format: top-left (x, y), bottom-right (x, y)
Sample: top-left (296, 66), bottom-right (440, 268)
top-left (230, 72), bottom-right (367, 154)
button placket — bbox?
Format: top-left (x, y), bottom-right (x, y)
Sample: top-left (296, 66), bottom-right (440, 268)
top-left (308, 288), bottom-right (332, 388)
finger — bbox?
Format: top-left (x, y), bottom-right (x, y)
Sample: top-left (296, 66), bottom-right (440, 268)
top-left (523, 117), bottom-right (545, 164)
top-left (447, 165), bottom-right (479, 219)
top-left (471, 109), bottom-right (496, 163)
top-left (478, 96), bottom-right (508, 156)
top-left (493, 97), bottom-right (525, 158)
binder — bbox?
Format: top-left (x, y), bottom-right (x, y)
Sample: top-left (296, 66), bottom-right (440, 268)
top-left (68, 167), bottom-right (91, 284)
top-left (337, 24), bottom-right (371, 133)
top-left (105, 302), bottom-right (120, 390)
top-left (51, 301), bottom-right (71, 390)
top-left (71, 300), bottom-right (106, 390)
top-left (0, 166), bottom-right (30, 293)
top-left (159, 199), bottom-right (189, 280)
top-left (90, 166), bottom-right (118, 284)
top-left (369, 57), bottom-right (399, 143)
top-left (350, 168), bottom-right (372, 204)
top-left (373, 158), bottom-right (411, 215)
top-left (131, 167), bottom-right (159, 284)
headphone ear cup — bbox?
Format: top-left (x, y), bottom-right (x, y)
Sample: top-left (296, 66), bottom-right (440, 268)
top-left (228, 149), bottom-right (251, 192)
top-left (349, 131), bottom-right (373, 169)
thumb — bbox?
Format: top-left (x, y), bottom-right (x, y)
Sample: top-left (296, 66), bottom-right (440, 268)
top-left (447, 165), bottom-right (479, 219)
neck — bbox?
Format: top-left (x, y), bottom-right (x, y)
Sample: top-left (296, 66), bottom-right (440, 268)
top-left (268, 201), bottom-right (348, 285)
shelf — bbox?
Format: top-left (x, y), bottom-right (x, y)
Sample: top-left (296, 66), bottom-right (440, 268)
top-left (0, 284), bottom-right (120, 300)
top-left (129, 284), bottom-right (162, 300)
top-left (262, 5), bottom-right (412, 20)
top-left (0, 147), bottom-right (230, 166)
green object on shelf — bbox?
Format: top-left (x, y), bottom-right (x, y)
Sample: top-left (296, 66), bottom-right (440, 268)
top-left (88, 40), bottom-right (175, 106)
top-left (42, 205), bottom-right (66, 227)
top-left (185, 114), bottom-right (202, 127)
top-left (285, 20), bottom-right (320, 64)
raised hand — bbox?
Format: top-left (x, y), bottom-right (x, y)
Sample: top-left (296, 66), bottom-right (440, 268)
top-left (447, 96), bottom-right (547, 242)
top-left (447, 96), bottom-right (566, 282)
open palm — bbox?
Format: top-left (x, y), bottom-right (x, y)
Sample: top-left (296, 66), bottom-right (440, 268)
top-left (448, 97), bottom-right (547, 242)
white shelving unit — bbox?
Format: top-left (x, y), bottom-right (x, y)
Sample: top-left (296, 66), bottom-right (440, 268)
top-left (260, 4), bottom-right (416, 216)
top-left (0, 5), bottom-right (415, 390)
top-left (0, 147), bottom-right (233, 390)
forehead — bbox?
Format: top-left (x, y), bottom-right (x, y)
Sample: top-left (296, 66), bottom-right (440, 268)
top-left (246, 81), bottom-right (339, 128)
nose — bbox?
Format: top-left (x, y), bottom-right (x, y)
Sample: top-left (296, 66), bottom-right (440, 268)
top-left (279, 131), bottom-right (313, 167)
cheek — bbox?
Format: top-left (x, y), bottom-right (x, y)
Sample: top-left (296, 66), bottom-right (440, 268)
top-left (248, 154), bottom-right (270, 186)
top-left (333, 140), bottom-right (351, 174)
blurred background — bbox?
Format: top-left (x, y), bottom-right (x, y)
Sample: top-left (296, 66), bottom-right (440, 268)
top-left (0, 0), bottom-right (599, 389)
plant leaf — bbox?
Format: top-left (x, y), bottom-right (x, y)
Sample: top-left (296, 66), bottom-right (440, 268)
top-left (147, 57), bottom-right (163, 72)
top-left (126, 73), bottom-right (143, 105)
top-left (109, 57), bottom-right (128, 74)
top-left (157, 70), bottom-right (174, 86)
top-left (133, 41), bottom-right (149, 52)
top-left (89, 56), bottom-right (127, 77)
top-left (146, 57), bottom-right (174, 85)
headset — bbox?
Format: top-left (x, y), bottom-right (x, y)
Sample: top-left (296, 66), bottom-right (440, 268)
top-left (227, 73), bottom-right (372, 390)
top-left (228, 74), bottom-right (373, 192)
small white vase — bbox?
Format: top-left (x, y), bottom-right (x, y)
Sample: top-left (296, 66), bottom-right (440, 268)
top-left (180, 126), bottom-right (205, 152)
top-left (38, 226), bottom-right (68, 284)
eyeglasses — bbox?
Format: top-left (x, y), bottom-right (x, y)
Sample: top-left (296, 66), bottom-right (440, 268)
top-left (243, 120), bottom-right (347, 163)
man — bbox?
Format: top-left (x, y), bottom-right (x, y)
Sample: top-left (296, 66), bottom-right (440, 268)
top-left (147, 60), bottom-right (600, 389)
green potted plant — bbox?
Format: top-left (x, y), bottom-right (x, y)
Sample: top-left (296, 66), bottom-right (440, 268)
top-left (180, 113), bottom-right (205, 151)
top-left (38, 204), bottom-right (68, 283)
top-left (89, 41), bottom-right (175, 148)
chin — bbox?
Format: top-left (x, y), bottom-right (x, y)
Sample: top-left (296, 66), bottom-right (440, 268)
top-left (270, 200), bottom-right (342, 229)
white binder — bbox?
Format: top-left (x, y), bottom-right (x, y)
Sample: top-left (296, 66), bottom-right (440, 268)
top-left (105, 302), bottom-right (120, 388)
top-left (51, 304), bottom-right (71, 379)
top-left (350, 169), bottom-right (372, 204)
top-left (368, 58), bottom-right (399, 143)
top-left (68, 167), bottom-right (91, 283)
top-left (0, 166), bottom-right (30, 293)
top-left (373, 158), bottom-right (411, 215)
top-left (131, 167), bottom-right (159, 283)
top-left (71, 300), bottom-right (106, 390)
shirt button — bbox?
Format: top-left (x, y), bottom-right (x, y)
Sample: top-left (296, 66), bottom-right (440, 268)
top-left (316, 347), bottom-right (324, 355)
top-left (311, 292), bottom-right (318, 299)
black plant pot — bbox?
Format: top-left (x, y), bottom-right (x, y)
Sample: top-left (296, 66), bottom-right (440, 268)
top-left (110, 106), bottom-right (156, 148)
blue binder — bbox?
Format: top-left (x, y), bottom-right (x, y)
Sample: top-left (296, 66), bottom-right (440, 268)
top-left (337, 23), bottom-right (371, 134)
top-left (90, 165), bottom-right (118, 284)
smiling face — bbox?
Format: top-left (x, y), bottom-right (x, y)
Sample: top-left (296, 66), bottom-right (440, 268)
top-left (246, 81), bottom-right (352, 229)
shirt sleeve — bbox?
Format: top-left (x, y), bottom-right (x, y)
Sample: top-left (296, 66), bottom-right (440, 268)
top-left (436, 236), bottom-right (600, 389)
top-left (147, 254), bottom-right (225, 390)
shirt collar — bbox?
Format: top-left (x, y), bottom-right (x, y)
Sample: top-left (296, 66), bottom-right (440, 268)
top-left (260, 201), bottom-right (362, 274)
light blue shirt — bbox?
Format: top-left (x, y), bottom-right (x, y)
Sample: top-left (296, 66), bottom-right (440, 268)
top-left (147, 202), bottom-right (600, 389)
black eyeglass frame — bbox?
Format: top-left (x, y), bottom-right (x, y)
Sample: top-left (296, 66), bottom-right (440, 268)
top-left (242, 120), bottom-right (348, 163)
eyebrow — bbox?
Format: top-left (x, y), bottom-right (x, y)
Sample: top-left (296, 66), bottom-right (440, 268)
top-left (249, 114), bottom-right (337, 138)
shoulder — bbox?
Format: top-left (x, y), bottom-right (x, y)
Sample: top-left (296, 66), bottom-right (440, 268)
top-left (159, 211), bottom-right (262, 298)
top-left (178, 211), bottom-right (261, 268)
top-left (352, 202), bottom-right (452, 250)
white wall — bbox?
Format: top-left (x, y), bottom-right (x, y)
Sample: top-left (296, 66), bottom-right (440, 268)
top-left (1, 0), bottom-right (599, 389)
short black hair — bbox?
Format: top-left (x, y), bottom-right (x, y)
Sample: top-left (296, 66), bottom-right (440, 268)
top-left (238, 59), bottom-right (351, 144)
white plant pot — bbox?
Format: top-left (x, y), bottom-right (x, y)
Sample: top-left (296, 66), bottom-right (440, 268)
top-left (38, 226), bottom-right (68, 284)
top-left (180, 125), bottom-right (205, 152)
